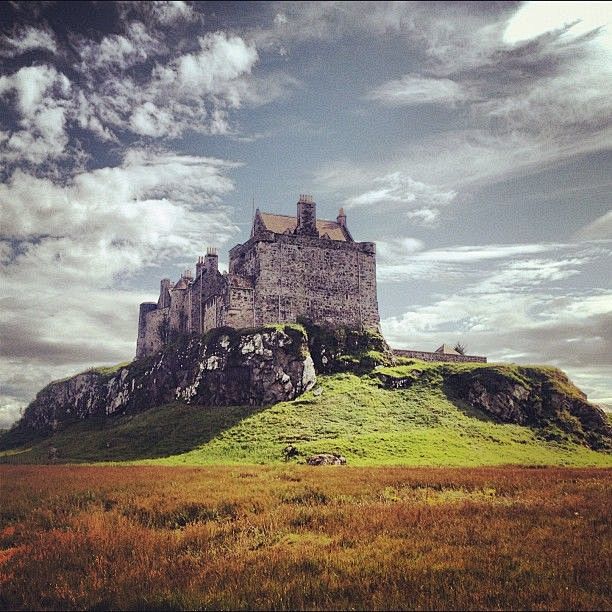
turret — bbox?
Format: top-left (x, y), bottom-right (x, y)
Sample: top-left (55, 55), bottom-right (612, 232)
top-left (159, 278), bottom-right (172, 308)
top-left (296, 194), bottom-right (318, 236)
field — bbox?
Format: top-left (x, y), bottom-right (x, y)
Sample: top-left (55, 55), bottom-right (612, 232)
top-left (1, 465), bottom-right (610, 610)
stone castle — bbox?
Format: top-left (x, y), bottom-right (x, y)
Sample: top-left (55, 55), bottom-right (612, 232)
top-left (136, 195), bottom-right (380, 358)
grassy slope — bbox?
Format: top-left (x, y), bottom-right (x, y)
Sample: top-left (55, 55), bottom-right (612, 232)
top-left (2, 362), bottom-right (610, 467)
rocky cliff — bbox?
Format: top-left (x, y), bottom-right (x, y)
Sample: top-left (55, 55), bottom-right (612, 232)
top-left (20, 325), bottom-right (315, 434)
top-left (377, 362), bottom-right (611, 451)
top-left (446, 366), bottom-right (611, 451)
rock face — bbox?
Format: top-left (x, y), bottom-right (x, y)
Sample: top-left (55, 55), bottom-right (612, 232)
top-left (21, 326), bottom-right (316, 434)
top-left (447, 367), bottom-right (612, 451)
top-left (303, 321), bottom-right (392, 374)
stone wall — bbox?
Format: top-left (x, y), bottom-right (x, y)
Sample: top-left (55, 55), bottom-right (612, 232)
top-left (393, 349), bottom-right (487, 363)
top-left (137, 306), bottom-right (169, 358)
top-left (229, 233), bottom-right (380, 332)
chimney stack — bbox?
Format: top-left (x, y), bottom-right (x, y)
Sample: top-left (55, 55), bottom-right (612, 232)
top-left (204, 246), bottom-right (218, 274)
top-left (336, 207), bottom-right (347, 228)
top-left (296, 194), bottom-right (318, 236)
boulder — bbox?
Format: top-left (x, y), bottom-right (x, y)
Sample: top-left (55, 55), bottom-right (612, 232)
top-left (307, 453), bottom-right (347, 466)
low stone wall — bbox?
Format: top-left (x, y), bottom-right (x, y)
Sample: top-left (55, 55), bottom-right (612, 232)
top-left (392, 349), bottom-right (487, 363)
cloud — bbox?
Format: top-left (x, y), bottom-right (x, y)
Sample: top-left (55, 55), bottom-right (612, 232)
top-left (0, 26), bottom-right (271, 163)
top-left (503, 1), bottom-right (612, 49)
top-left (0, 65), bottom-right (71, 164)
top-left (574, 211), bottom-right (612, 240)
top-left (0, 24), bottom-right (57, 57)
top-left (174, 32), bottom-right (259, 101)
top-left (129, 101), bottom-right (176, 137)
top-left (119, 1), bottom-right (199, 27)
top-left (0, 396), bottom-right (25, 430)
top-left (1, 150), bottom-right (239, 273)
top-left (367, 74), bottom-right (472, 107)
top-left (317, 3), bottom-right (612, 196)
top-left (76, 21), bottom-right (161, 71)
top-left (405, 208), bottom-right (440, 226)
top-left (149, 1), bottom-right (198, 25)
top-left (376, 240), bottom-right (569, 283)
top-left (345, 172), bottom-right (456, 212)
top-left (72, 30), bottom-right (261, 139)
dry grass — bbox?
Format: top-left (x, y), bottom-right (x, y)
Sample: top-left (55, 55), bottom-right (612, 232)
top-left (0, 465), bottom-right (610, 610)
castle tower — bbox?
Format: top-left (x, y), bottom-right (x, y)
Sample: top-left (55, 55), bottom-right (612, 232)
top-left (296, 194), bottom-right (318, 236)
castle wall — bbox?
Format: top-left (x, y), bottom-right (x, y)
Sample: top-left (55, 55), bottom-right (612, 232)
top-left (230, 234), bottom-right (380, 331)
top-left (190, 270), bottom-right (227, 334)
top-left (169, 289), bottom-right (190, 337)
top-left (137, 307), bottom-right (169, 358)
top-left (202, 295), bottom-right (224, 333)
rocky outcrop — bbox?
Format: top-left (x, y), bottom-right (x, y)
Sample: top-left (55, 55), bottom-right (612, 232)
top-left (446, 367), bottom-right (611, 451)
top-left (20, 326), bottom-right (316, 434)
top-left (307, 453), bottom-right (347, 466)
top-left (301, 321), bottom-right (392, 374)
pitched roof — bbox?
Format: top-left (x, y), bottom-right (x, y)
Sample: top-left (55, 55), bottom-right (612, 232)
top-left (258, 212), bottom-right (348, 241)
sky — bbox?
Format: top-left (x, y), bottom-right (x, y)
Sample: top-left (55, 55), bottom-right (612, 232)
top-left (0, 1), bottom-right (611, 427)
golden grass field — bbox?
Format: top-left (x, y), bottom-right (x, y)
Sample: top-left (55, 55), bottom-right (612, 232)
top-left (1, 465), bottom-right (610, 610)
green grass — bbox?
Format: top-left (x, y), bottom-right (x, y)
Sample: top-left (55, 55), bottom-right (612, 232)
top-left (2, 369), bottom-right (610, 467)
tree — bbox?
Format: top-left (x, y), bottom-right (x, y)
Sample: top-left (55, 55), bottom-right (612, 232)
top-left (454, 342), bottom-right (466, 355)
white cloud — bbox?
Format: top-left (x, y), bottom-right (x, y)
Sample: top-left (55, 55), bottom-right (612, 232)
top-left (0, 65), bottom-right (71, 163)
top-left (322, 2), bottom-right (612, 196)
top-left (0, 396), bottom-right (25, 430)
top-left (1, 150), bottom-right (240, 284)
top-left (376, 240), bottom-right (567, 283)
top-left (345, 172), bottom-right (456, 210)
top-left (417, 243), bottom-right (558, 263)
top-left (0, 25), bottom-right (57, 57)
top-left (129, 102), bottom-right (176, 137)
top-left (503, 1), bottom-right (612, 49)
top-left (405, 208), bottom-right (440, 226)
top-left (174, 32), bottom-right (259, 103)
top-left (367, 74), bottom-right (471, 106)
top-left (76, 21), bottom-right (162, 71)
top-left (150, 1), bottom-right (198, 25)
top-left (70, 30), bottom-right (262, 140)
top-left (575, 211), bottom-right (612, 240)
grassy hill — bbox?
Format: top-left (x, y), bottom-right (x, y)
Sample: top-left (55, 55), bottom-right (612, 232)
top-left (1, 361), bottom-right (610, 467)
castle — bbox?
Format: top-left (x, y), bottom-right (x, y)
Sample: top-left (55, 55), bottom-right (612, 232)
top-left (136, 195), bottom-right (380, 358)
